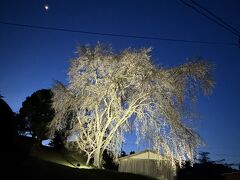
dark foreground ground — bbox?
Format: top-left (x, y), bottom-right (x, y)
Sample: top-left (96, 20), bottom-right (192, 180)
top-left (11, 156), bottom-right (156, 180)
top-left (0, 135), bottom-right (155, 180)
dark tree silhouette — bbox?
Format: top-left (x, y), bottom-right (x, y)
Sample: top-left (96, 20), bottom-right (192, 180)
top-left (19, 89), bottom-right (55, 146)
top-left (0, 95), bottom-right (16, 152)
top-left (198, 151), bottom-right (212, 164)
top-left (49, 131), bottom-right (65, 151)
top-left (178, 152), bottom-right (237, 180)
top-left (129, 151), bottom-right (135, 155)
top-left (120, 150), bottom-right (127, 157)
top-left (102, 150), bottom-right (118, 170)
top-left (0, 94), bottom-right (29, 174)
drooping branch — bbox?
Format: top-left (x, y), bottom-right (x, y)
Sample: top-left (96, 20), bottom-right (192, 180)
top-left (48, 43), bottom-right (214, 168)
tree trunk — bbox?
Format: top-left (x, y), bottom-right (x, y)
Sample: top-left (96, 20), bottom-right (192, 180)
top-left (37, 138), bottom-right (42, 147)
top-left (32, 132), bottom-right (36, 139)
top-left (86, 154), bottom-right (91, 166)
top-left (93, 147), bottom-right (103, 168)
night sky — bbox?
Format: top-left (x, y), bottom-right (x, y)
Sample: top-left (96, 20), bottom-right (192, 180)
top-left (0, 0), bottom-right (240, 166)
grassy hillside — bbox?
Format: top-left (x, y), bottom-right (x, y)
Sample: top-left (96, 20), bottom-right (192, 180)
top-left (15, 157), bottom-right (155, 180)
top-left (31, 147), bottom-right (87, 168)
top-left (12, 146), bottom-right (156, 180)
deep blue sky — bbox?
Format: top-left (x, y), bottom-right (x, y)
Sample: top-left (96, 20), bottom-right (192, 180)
top-left (0, 0), bottom-right (240, 166)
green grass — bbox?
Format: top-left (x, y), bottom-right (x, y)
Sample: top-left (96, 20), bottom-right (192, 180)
top-left (31, 147), bottom-right (87, 168)
top-left (13, 147), bottom-right (156, 180)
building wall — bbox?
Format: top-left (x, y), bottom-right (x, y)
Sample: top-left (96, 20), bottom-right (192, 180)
top-left (119, 159), bottom-right (174, 180)
top-left (128, 151), bottom-right (163, 160)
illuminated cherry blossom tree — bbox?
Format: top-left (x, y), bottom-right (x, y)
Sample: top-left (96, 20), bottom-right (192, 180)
top-left (48, 43), bottom-right (214, 168)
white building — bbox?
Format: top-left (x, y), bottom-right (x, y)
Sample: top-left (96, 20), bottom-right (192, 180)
top-left (118, 150), bottom-right (176, 180)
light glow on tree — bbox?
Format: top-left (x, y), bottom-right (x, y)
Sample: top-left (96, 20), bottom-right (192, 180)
top-left (48, 43), bottom-right (214, 168)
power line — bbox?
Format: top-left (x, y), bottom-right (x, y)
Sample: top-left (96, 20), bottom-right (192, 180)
top-left (190, 0), bottom-right (240, 35)
top-left (0, 20), bottom-right (237, 47)
top-left (179, 0), bottom-right (240, 37)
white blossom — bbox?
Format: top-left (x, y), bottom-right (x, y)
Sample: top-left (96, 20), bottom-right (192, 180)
top-left (48, 43), bottom-right (214, 168)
